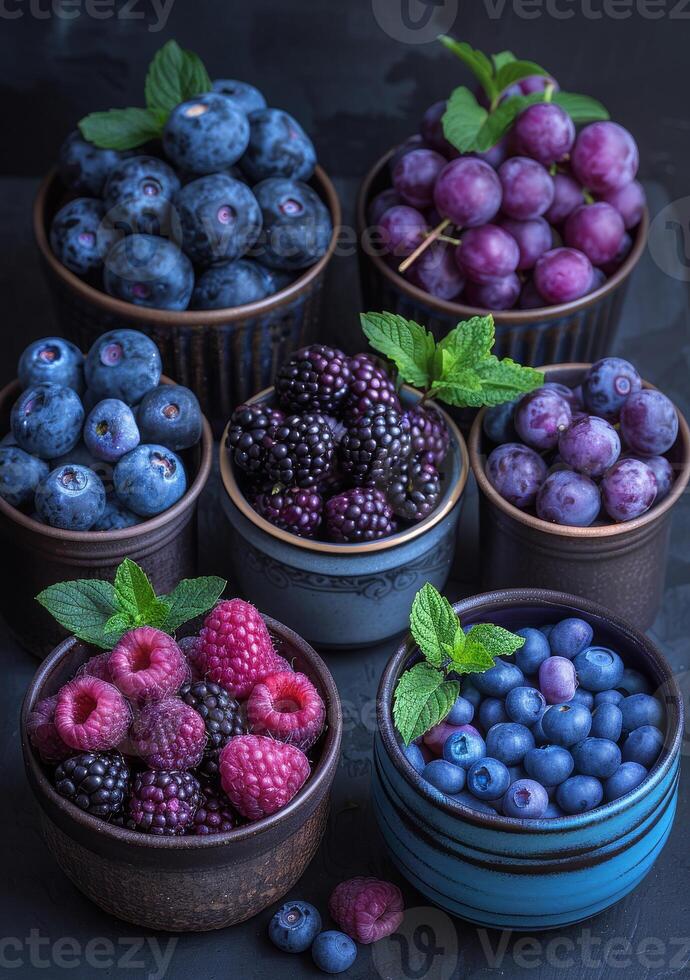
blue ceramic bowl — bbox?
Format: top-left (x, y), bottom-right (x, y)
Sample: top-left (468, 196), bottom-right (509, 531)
top-left (219, 386), bottom-right (468, 649)
top-left (373, 588), bottom-right (683, 930)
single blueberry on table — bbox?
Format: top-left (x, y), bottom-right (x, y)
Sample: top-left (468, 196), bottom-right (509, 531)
top-left (18, 338), bottom-right (84, 394)
top-left (269, 900), bottom-right (321, 953)
top-left (211, 78), bottom-right (266, 115)
top-left (541, 702), bottom-right (592, 746)
top-left (505, 685), bottom-right (546, 726)
top-left (619, 694), bottom-right (664, 733)
top-left (0, 448), bottom-right (49, 507)
top-left (622, 725), bottom-right (664, 768)
top-left (240, 108), bottom-right (316, 182)
top-left (467, 757), bottom-right (511, 801)
top-left (84, 399), bottom-right (140, 463)
top-left (590, 702), bottom-right (623, 742)
top-left (252, 177), bottom-right (332, 270)
top-left (538, 655), bottom-right (578, 704)
top-left (103, 155), bottom-right (181, 237)
top-left (50, 198), bottom-right (118, 278)
top-left (570, 688), bottom-right (594, 709)
top-left (85, 329), bottom-right (161, 406)
top-left (572, 737), bottom-right (622, 778)
top-left (502, 778), bottom-right (549, 818)
top-left (191, 258), bottom-right (274, 310)
top-left (471, 658), bottom-right (524, 697)
top-left (11, 383), bottom-right (84, 460)
top-left (479, 697), bottom-right (509, 731)
top-left (91, 496), bottom-right (140, 531)
top-left (423, 759), bottom-right (466, 795)
top-left (311, 931), bottom-right (357, 974)
top-left (446, 695), bottom-right (475, 726)
top-left (137, 384), bottom-right (203, 452)
top-left (549, 617), bottom-right (594, 659)
top-left (485, 722), bottom-right (535, 766)
top-left (175, 173), bottom-right (262, 266)
top-left (113, 444), bottom-right (186, 517)
top-left (514, 627), bottom-right (551, 675)
top-left (556, 775), bottom-right (604, 814)
top-left (164, 93), bottom-right (251, 175)
top-left (35, 464), bottom-right (106, 530)
top-left (57, 129), bottom-right (130, 196)
top-left (443, 730), bottom-right (486, 769)
top-left (604, 761), bottom-right (647, 801)
top-left (103, 234), bottom-right (194, 311)
top-left (524, 744), bottom-right (574, 786)
top-left (618, 668), bottom-right (651, 696)
top-left (403, 743), bottom-right (426, 774)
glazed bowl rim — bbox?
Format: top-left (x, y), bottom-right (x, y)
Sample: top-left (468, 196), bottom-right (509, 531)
top-left (377, 587), bottom-right (683, 833)
top-left (21, 615), bottom-right (342, 850)
top-left (219, 384), bottom-right (469, 556)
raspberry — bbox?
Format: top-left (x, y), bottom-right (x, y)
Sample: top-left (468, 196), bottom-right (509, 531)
top-left (266, 413), bottom-right (335, 489)
top-left (127, 769), bottom-right (201, 836)
top-left (178, 635), bottom-right (206, 681)
top-left (340, 404), bottom-right (411, 486)
top-left (108, 627), bottom-right (188, 703)
top-left (404, 404), bottom-right (450, 467)
top-left (77, 651), bottom-right (113, 682)
top-left (219, 734), bottom-right (310, 821)
top-left (385, 458), bottom-right (441, 522)
top-left (26, 695), bottom-right (72, 763)
top-left (192, 784), bottom-right (238, 835)
top-left (200, 599), bottom-right (291, 698)
top-left (129, 698), bottom-right (206, 770)
top-left (325, 487), bottom-right (397, 543)
top-left (344, 353), bottom-right (401, 422)
top-left (226, 403), bottom-right (279, 476)
top-left (328, 878), bottom-right (404, 944)
top-left (247, 671), bottom-right (326, 751)
top-left (54, 675), bottom-right (131, 752)
top-left (179, 680), bottom-right (246, 753)
top-left (254, 487), bottom-right (323, 538)
top-left (54, 751), bottom-right (129, 819)
top-left (275, 344), bottom-right (352, 414)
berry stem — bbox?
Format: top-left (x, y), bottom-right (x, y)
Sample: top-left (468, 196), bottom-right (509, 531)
top-left (398, 218), bottom-right (451, 274)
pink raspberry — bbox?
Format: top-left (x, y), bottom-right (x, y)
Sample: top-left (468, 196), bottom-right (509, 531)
top-left (129, 698), bottom-right (206, 769)
top-left (26, 695), bottom-right (72, 762)
top-left (108, 627), bottom-right (187, 703)
top-left (329, 877), bottom-right (404, 944)
top-left (247, 671), bottom-right (325, 751)
top-left (54, 675), bottom-right (131, 752)
top-left (199, 599), bottom-right (291, 698)
top-left (178, 635), bottom-right (206, 681)
top-left (219, 734), bottom-right (310, 821)
top-left (77, 651), bottom-right (113, 682)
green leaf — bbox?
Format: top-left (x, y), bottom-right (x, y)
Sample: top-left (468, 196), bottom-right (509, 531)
top-left (393, 663), bottom-right (459, 745)
top-left (78, 107), bottom-right (166, 150)
top-left (142, 599), bottom-right (171, 630)
top-left (410, 583), bottom-right (459, 667)
top-left (552, 91), bottom-right (609, 123)
top-left (114, 559), bottom-right (157, 619)
top-left (433, 315), bottom-right (495, 379)
top-left (360, 312), bottom-right (436, 389)
top-left (145, 39), bottom-right (212, 113)
top-left (73, 625), bottom-right (122, 651)
top-left (439, 36), bottom-right (496, 100)
top-left (442, 88), bottom-right (526, 154)
top-left (493, 59), bottom-right (549, 94)
top-left (160, 576), bottom-right (226, 634)
top-left (492, 50), bottom-right (516, 72)
top-left (449, 637), bottom-right (496, 675)
top-left (103, 611), bottom-right (133, 638)
top-left (36, 579), bottom-right (120, 643)
top-left (464, 623), bottom-right (526, 659)
top-left (430, 369), bottom-right (487, 408)
top-left (473, 357), bottom-right (545, 406)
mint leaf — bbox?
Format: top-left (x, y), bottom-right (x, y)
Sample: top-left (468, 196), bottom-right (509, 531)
top-left (449, 637), bottom-right (496, 675)
top-left (492, 50), bottom-right (516, 71)
top-left (360, 312), bottom-right (436, 389)
top-left (145, 39), bottom-right (212, 113)
top-left (494, 59), bottom-right (549, 94)
top-left (393, 662), bottom-right (459, 745)
top-left (78, 107), bottom-right (166, 150)
top-left (114, 558), bottom-right (157, 619)
top-left (430, 369), bottom-right (487, 408)
top-left (36, 580), bottom-right (120, 644)
top-left (474, 356), bottom-right (545, 405)
top-left (465, 623), bottom-right (526, 659)
top-left (160, 576), bottom-right (226, 633)
top-left (439, 36), bottom-right (496, 101)
top-left (442, 88), bottom-right (526, 154)
top-left (553, 91), bottom-right (609, 123)
top-left (410, 583), bottom-right (458, 667)
top-left (433, 315), bottom-right (495, 379)
top-left (103, 611), bottom-right (133, 638)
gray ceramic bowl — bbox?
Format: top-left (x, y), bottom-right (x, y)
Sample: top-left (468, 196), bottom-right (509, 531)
top-left (219, 386), bottom-right (468, 649)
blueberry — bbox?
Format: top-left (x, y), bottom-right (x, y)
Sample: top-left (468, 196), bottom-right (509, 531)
top-left (482, 400), bottom-right (518, 444)
top-left (571, 737), bottom-right (621, 778)
top-left (570, 688), bottom-right (594, 709)
top-left (594, 689), bottom-right (623, 706)
top-left (540, 624), bottom-right (555, 640)
top-left (505, 686), bottom-right (546, 726)
top-left (0, 432), bottom-right (17, 447)
top-left (91, 496), bottom-right (140, 531)
top-left (311, 931), bottom-right (357, 974)
top-left (467, 757), bottom-right (511, 800)
top-left (240, 108), bottom-right (316, 182)
top-left (103, 234), bottom-right (194, 311)
top-left (443, 730), bottom-right (486, 769)
top-left (446, 695), bottom-right (475, 726)
top-left (449, 790), bottom-right (498, 813)
top-left (573, 646), bottom-right (625, 693)
top-left (191, 259), bottom-right (273, 309)
top-left (471, 658), bottom-right (524, 697)
top-left (618, 668), bottom-right (651, 696)
top-left (11, 383), bottom-right (84, 459)
top-left (502, 778), bottom-right (549, 818)
top-left (163, 93), bottom-right (250, 175)
top-left (83, 399), bottom-right (140, 463)
top-left (103, 156), bottom-right (181, 237)
top-left (18, 338), bottom-right (84, 394)
top-left (252, 178), bottom-right (332, 270)
top-left (479, 697), bottom-right (508, 730)
top-left (541, 702), bottom-right (592, 746)
top-left (57, 129), bottom-right (130, 196)
top-left (485, 722), bottom-right (535, 766)
top-left (423, 759), bottom-right (466, 794)
top-left (538, 656), bottom-right (577, 704)
top-left (556, 775), bottom-right (603, 814)
top-left (0, 448), bottom-right (49, 507)
top-left (35, 464), bottom-right (106, 530)
top-left (604, 761), bottom-right (647, 801)
top-left (49, 198), bottom-right (118, 277)
top-left (403, 743), bottom-right (426, 774)
top-left (622, 725), bottom-right (664, 768)
top-left (137, 385), bottom-right (202, 451)
top-left (590, 702), bottom-right (623, 742)
top-left (85, 329), bottom-right (162, 406)
top-left (269, 900), bottom-right (321, 954)
top-left (549, 617), bottom-right (593, 659)
top-left (531, 714), bottom-right (548, 745)
top-left (113, 444), bottom-right (186, 517)
top-left (211, 79), bottom-right (266, 114)
top-left (49, 442), bottom-right (114, 494)
top-left (524, 744), bottom-right (574, 786)
top-left (175, 173), bottom-right (262, 265)
top-left (460, 682), bottom-right (482, 709)
top-left (514, 627), bottom-right (550, 674)
top-left (619, 694), bottom-right (664, 732)
top-left (544, 801), bottom-right (566, 817)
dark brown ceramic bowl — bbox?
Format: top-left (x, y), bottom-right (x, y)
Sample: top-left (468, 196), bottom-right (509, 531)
top-left (34, 166), bottom-right (342, 433)
top-left (357, 147), bottom-right (648, 368)
top-left (0, 376), bottom-right (212, 658)
top-left (21, 617), bottom-right (342, 932)
top-left (469, 364), bottom-right (690, 630)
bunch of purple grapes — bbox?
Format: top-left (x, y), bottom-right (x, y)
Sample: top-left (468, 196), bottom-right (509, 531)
top-left (369, 80), bottom-right (644, 311)
top-left (483, 356), bottom-right (679, 527)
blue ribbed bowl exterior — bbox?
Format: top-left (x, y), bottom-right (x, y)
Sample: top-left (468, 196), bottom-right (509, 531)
top-left (373, 590), bottom-right (683, 930)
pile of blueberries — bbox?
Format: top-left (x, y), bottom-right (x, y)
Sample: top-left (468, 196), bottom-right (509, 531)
top-left (51, 80), bottom-right (332, 312)
top-left (404, 615), bottom-right (665, 818)
top-left (483, 356), bottom-right (679, 527)
top-left (370, 79), bottom-right (644, 311)
top-left (0, 330), bottom-right (203, 530)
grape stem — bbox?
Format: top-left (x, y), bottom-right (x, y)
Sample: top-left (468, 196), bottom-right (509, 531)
top-left (398, 217), bottom-right (452, 274)
top-left (438, 234), bottom-right (462, 246)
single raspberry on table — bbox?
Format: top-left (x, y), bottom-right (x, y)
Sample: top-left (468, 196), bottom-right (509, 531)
top-left (192, 784), bottom-right (238, 835)
top-left (253, 487), bottom-right (324, 538)
top-left (54, 751), bottom-right (130, 819)
top-left (385, 458), bottom-right (441, 522)
top-left (344, 353), bottom-right (401, 422)
top-left (77, 651), bottom-right (113, 683)
top-left (108, 627), bottom-right (188, 703)
top-left (404, 404), bottom-right (450, 467)
top-left (340, 404), bottom-right (412, 486)
top-left (179, 680), bottom-right (247, 753)
top-left (129, 698), bottom-right (206, 770)
top-left (26, 695), bottom-right (72, 763)
top-left (325, 487), bottom-right (397, 543)
top-left (219, 734), bottom-right (310, 821)
top-left (127, 769), bottom-right (201, 836)
top-left (329, 877), bottom-right (404, 944)
top-left (54, 675), bottom-right (131, 752)
top-left (247, 670), bottom-right (326, 751)
top-left (178, 635), bottom-right (206, 681)
top-left (275, 344), bottom-right (352, 414)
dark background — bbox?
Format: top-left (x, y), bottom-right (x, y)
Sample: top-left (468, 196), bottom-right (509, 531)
top-left (1, 1), bottom-right (690, 978)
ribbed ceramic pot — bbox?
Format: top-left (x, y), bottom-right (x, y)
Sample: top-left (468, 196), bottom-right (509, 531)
top-left (34, 166), bottom-right (341, 434)
top-left (219, 387), bottom-right (468, 649)
top-left (373, 588), bottom-right (683, 930)
top-left (468, 364), bottom-right (690, 631)
top-left (21, 618), bottom-right (342, 932)
top-left (357, 149), bottom-right (647, 368)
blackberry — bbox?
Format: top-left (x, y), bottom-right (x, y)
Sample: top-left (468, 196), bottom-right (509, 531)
top-left (192, 784), bottom-right (238, 835)
top-left (127, 769), bottom-right (201, 836)
top-left (385, 458), bottom-right (441, 522)
top-left (179, 680), bottom-right (246, 753)
top-left (54, 751), bottom-right (129, 819)
top-left (344, 353), bottom-right (401, 422)
top-left (226, 403), bottom-right (281, 476)
top-left (404, 405), bottom-right (450, 467)
top-left (275, 345), bottom-right (352, 414)
top-left (197, 750), bottom-right (222, 783)
top-left (254, 487), bottom-right (323, 537)
top-left (325, 487), bottom-right (397, 543)
top-left (340, 404), bottom-right (411, 486)
top-left (266, 413), bottom-right (335, 488)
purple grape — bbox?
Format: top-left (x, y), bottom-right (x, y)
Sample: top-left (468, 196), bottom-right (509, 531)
top-left (534, 247), bottom-right (593, 304)
top-left (514, 103), bottom-right (575, 166)
top-left (571, 122), bottom-right (639, 195)
top-left (564, 202), bottom-right (625, 266)
top-left (545, 173), bottom-right (585, 225)
top-left (543, 382), bottom-right (583, 411)
top-left (388, 134), bottom-right (430, 174)
top-left (600, 180), bottom-right (645, 230)
top-left (379, 205), bottom-right (427, 257)
top-left (486, 443), bottom-right (548, 509)
top-left (464, 274), bottom-right (521, 310)
top-left (518, 278), bottom-right (543, 310)
top-left (483, 400), bottom-right (518, 444)
top-left (558, 415), bottom-right (621, 477)
top-left (601, 458), bottom-right (657, 522)
top-left (620, 389), bottom-right (679, 455)
top-left (589, 267), bottom-right (607, 292)
top-left (625, 454), bottom-right (674, 503)
top-left (536, 470), bottom-right (601, 526)
top-left (582, 357), bottom-right (642, 420)
top-left (498, 157), bottom-right (554, 220)
top-left (498, 216), bottom-right (552, 270)
top-left (539, 656), bottom-right (577, 704)
top-left (420, 101), bottom-right (456, 156)
top-left (405, 242), bottom-right (464, 300)
top-left (433, 158), bottom-right (502, 227)
top-left (599, 232), bottom-right (633, 276)
top-left (514, 387), bottom-right (573, 451)
top-left (474, 137), bottom-right (508, 169)
top-left (519, 74), bottom-right (559, 95)
top-left (455, 224), bottom-right (520, 283)
top-left (368, 188), bottom-right (400, 225)
top-left (393, 148), bottom-right (447, 209)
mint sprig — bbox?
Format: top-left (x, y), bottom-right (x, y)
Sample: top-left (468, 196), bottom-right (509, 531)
top-left (393, 583), bottom-right (526, 745)
top-left (37, 558), bottom-right (225, 649)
